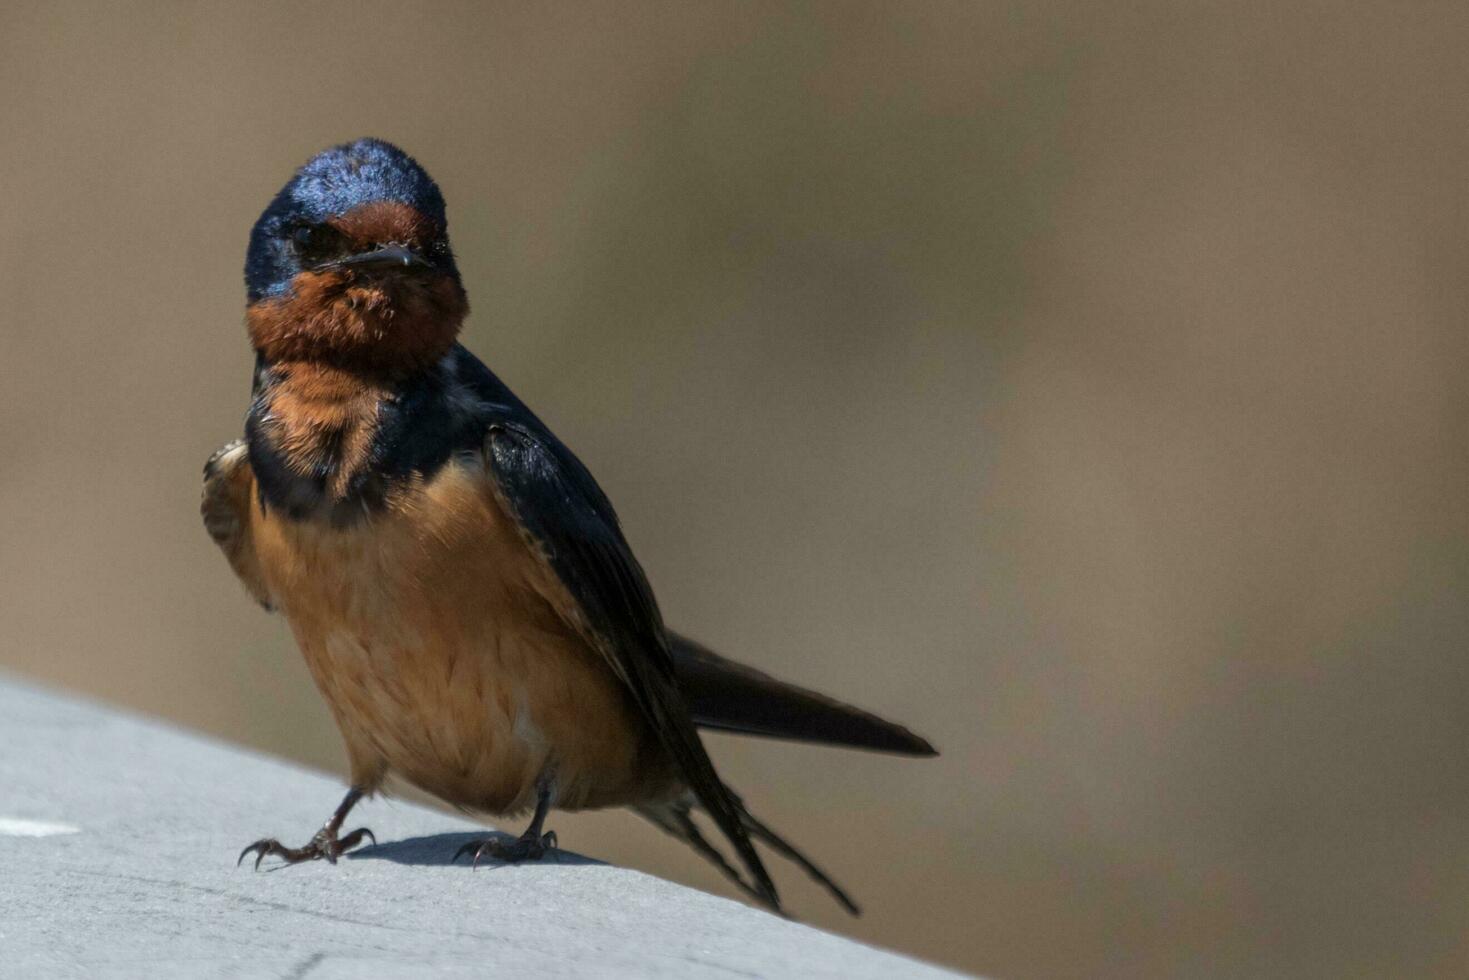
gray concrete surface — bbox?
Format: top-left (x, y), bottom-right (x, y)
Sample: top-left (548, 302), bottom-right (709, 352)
top-left (0, 674), bottom-right (962, 978)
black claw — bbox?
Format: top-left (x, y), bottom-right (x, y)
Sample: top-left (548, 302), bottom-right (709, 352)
top-left (325, 825), bottom-right (375, 863)
top-left (253, 844), bottom-right (277, 871)
top-left (451, 831), bottom-right (558, 869)
top-left (238, 839), bottom-right (281, 869)
top-left (235, 826), bottom-right (374, 870)
top-left (340, 827), bottom-right (376, 851)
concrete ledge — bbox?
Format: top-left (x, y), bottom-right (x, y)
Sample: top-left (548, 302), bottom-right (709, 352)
top-left (0, 675), bottom-right (962, 978)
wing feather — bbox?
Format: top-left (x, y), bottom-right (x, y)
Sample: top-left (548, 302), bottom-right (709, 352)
top-left (469, 370), bottom-right (780, 910)
top-left (201, 440), bottom-right (273, 610)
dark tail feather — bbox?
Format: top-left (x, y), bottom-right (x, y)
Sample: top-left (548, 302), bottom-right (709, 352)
top-left (736, 799), bottom-right (860, 915)
top-left (641, 661), bottom-right (781, 913)
top-left (635, 795), bottom-right (860, 918)
top-left (635, 799), bottom-right (789, 917)
top-left (669, 632), bottom-right (938, 757)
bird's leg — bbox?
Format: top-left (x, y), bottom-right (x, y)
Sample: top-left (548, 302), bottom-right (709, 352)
top-left (454, 780), bottom-right (558, 867)
top-left (238, 786), bottom-right (376, 870)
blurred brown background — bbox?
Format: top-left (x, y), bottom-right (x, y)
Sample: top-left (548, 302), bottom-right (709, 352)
top-left (3, 2), bottom-right (1467, 976)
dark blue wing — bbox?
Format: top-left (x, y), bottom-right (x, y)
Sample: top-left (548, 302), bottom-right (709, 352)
top-left (449, 346), bottom-right (780, 910)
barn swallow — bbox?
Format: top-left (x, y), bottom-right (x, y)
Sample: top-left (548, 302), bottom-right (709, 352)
top-left (203, 138), bottom-right (935, 916)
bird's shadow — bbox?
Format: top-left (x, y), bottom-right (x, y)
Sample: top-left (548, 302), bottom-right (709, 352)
top-left (348, 831), bottom-right (603, 868)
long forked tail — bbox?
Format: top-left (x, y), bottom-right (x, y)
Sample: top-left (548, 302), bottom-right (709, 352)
top-left (635, 795), bottom-right (860, 917)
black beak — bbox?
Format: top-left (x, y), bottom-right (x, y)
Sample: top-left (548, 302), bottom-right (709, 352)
top-left (321, 244), bottom-right (432, 271)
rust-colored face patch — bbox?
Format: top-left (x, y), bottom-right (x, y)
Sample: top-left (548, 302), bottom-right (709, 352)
top-left (246, 202), bottom-right (468, 376)
top-left (327, 200), bottom-right (441, 250)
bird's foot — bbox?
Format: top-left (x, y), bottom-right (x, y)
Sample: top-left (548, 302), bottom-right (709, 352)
top-left (237, 825), bottom-right (376, 870)
top-left (453, 829), bottom-right (559, 868)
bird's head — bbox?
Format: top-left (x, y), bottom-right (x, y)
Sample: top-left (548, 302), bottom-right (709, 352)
top-left (244, 138), bottom-right (468, 374)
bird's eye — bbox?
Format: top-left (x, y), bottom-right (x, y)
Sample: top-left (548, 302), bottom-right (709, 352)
top-left (292, 224), bottom-right (317, 248)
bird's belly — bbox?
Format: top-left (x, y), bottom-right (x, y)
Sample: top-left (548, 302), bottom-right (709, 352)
top-left (250, 460), bottom-right (678, 814)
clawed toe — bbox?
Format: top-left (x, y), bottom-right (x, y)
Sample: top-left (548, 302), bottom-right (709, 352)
top-left (237, 826), bottom-right (375, 870)
top-left (453, 831), bottom-right (558, 868)
top-left (334, 826), bottom-right (376, 858)
top-left (239, 838), bottom-right (286, 870)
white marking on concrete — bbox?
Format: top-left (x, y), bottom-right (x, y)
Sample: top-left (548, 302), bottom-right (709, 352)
top-left (0, 817), bottom-right (80, 836)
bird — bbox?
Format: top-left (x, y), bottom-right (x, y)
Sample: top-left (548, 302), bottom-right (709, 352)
top-left (203, 137), bottom-right (935, 917)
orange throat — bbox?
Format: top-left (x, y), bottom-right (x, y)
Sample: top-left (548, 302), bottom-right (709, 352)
top-left (247, 267), bottom-right (467, 376)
